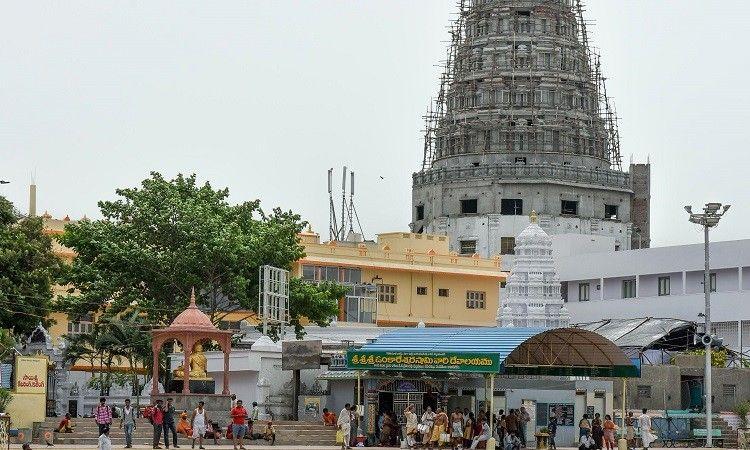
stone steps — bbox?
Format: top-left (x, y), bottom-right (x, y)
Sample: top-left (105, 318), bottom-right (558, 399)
top-left (43, 418), bottom-right (336, 446)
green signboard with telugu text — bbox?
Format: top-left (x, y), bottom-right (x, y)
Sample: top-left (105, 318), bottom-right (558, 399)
top-left (346, 350), bottom-right (500, 373)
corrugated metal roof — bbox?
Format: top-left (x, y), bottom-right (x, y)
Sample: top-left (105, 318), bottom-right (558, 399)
top-left (350, 327), bottom-right (640, 378)
top-left (358, 327), bottom-right (545, 356)
top-left (576, 318), bottom-right (695, 349)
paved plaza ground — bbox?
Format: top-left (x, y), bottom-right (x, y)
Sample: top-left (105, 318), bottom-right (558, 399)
top-left (5, 446), bottom-right (735, 450)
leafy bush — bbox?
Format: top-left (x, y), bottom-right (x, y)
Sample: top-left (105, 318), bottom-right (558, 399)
top-left (735, 401), bottom-right (750, 428)
top-left (0, 388), bottom-right (12, 412)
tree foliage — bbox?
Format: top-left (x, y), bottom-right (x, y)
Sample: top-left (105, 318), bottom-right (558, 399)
top-left (0, 196), bottom-right (63, 336)
top-left (57, 172), bottom-right (341, 339)
top-left (64, 310), bottom-right (153, 396)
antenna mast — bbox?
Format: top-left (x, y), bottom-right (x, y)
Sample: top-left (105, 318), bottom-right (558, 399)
top-left (328, 168), bottom-right (339, 241)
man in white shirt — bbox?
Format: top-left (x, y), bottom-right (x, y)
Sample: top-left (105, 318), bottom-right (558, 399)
top-left (471, 418), bottom-right (491, 449)
top-left (337, 403), bottom-right (352, 450)
top-left (638, 409), bottom-right (655, 450)
top-left (98, 426), bottom-right (112, 450)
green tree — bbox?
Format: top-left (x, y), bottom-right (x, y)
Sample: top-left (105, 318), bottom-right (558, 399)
top-left (64, 310), bottom-right (153, 396)
top-left (0, 196), bottom-right (63, 336)
top-left (57, 172), bottom-right (341, 338)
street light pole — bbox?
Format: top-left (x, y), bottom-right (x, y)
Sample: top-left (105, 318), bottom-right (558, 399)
top-left (684, 202), bottom-right (730, 448)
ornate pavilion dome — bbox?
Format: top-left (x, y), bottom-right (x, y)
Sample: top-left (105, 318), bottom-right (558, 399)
top-left (169, 288), bottom-right (215, 330)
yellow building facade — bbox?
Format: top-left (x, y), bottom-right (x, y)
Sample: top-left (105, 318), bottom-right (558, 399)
top-left (294, 230), bottom-right (507, 327)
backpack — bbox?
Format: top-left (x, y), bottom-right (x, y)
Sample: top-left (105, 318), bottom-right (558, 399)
top-left (143, 405), bottom-right (154, 424)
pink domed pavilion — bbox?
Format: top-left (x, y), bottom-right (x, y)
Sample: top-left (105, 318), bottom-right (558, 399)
top-left (151, 288), bottom-right (233, 395)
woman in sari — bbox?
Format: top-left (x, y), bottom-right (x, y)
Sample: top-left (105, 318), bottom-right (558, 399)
top-left (379, 412), bottom-right (395, 446)
top-left (463, 412), bottom-right (475, 449)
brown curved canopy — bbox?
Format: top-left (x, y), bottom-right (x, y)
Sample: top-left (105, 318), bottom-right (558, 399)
top-left (503, 328), bottom-right (638, 377)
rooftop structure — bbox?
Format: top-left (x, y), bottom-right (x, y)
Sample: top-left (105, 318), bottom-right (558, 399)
top-left (557, 239), bottom-right (750, 356)
top-left (497, 211), bottom-right (569, 327)
top-left (295, 229), bottom-right (506, 327)
top-left (411, 0), bottom-right (650, 256)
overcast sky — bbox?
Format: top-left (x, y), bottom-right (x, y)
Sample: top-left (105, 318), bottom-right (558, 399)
top-left (2, 1), bottom-right (749, 247)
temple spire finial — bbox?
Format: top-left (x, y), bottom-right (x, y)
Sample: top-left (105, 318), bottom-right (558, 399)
top-left (189, 287), bottom-right (197, 307)
top-left (530, 210), bottom-right (538, 224)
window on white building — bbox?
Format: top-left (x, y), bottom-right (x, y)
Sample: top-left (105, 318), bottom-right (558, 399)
top-left (460, 240), bottom-right (477, 255)
top-left (578, 283), bottom-right (590, 301)
top-left (461, 199), bottom-right (478, 214)
top-left (604, 204), bottom-right (619, 220)
top-left (500, 237), bottom-right (516, 255)
top-left (438, 288), bottom-right (450, 297)
top-left (416, 286), bottom-right (427, 295)
top-left (622, 279), bottom-right (636, 299)
top-left (466, 291), bottom-right (486, 309)
top-left (658, 276), bottom-right (670, 296)
top-left (561, 200), bottom-right (578, 215)
top-left (501, 199), bottom-right (523, 215)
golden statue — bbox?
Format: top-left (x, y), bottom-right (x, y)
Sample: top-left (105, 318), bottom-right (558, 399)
top-left (173, 343), bottom-right (210, 380)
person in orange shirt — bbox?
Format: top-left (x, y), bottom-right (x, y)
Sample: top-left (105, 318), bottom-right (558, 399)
top-left (602, 415), bottom-right (617, 450)
top-left (230, 399), bottom-right (249, 450)
top-left (176, 412), bottom-right (193, 437)
top-left (322, 408), bottom-right (337, 427)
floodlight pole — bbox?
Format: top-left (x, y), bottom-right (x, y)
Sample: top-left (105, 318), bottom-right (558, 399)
top-left (684, 202), bottom-right (730, 448)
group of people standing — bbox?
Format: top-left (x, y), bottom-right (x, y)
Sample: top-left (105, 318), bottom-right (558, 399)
top-left (88, 396), bottom-right (274, 450)
top-left (577, 412), bottom-right (617, 450)
top-left (368, 405), bottom-right (531, 450)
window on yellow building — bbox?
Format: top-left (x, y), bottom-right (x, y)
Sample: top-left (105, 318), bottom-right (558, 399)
top-left (68, 320), bottom-right (94, 335)
top-left (466, 291), bottom-right (486, 309)
top-left (416, 287), bottom-right (427, 295)
top-left (378, 284), bottom-right (397, 303)
top-left (438, 288), bottom-right (449, 297)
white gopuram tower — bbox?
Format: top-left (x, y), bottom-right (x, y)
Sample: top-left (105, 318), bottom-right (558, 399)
top-left (497, 211), bottom-right (570, 328)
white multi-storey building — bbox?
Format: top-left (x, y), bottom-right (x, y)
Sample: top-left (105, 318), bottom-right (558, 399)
top-left (497, 212), bottom-right (569, 327)
top-left (557, 239), bottom-right (750, 352)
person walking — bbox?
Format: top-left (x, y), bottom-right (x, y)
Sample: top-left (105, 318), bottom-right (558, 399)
top-left (249, 401), bottom-right (260, 438)
top-left (429, 407), bottom-right (448, 449)
top-left (548, 415), bottom-right (558, 450)
top-left (404, 405), bottom-right (418, 449)
top-left (518, 407), bottom-right (530, 448)
top-left (337, 403), bottom-right (352, 450)
top-left (421, 406), bottom-right (436, 447)
top-left (463, 412), bottom-right (475, 449)
top-left (164, 398), bottom-right (180, 449)
top-left (152, 400), bottom-right (165, 449)
top-left (190, 401), bottom-right (209, 450)
top-left (94, 397), bottom-right (113, 437)
top-left (230, 399), bottom-right (249, 450)
top-left (638, 409), bottom-right (655, 450)
top-left (603, 415), bottom-right (616, 450)
top-left (450, 408), bottom-right (464, 450)
top-left (98, 426), bottom-right (113, 450)
top-left (379, 411), bottom-right (395, 446)
top-left (625, 412), bottom-right (635, 449)
top-left (505, 409), bottom-right (518, 442)
top-left (121, 398), bottom-right (137, 448)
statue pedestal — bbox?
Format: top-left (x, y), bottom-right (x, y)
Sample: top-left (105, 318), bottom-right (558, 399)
top-left (152, 393), bottom-right (231, 424)
top-left (167, 379), bottom-right (215, 394)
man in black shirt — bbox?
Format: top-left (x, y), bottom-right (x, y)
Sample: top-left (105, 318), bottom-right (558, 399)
top-left (163, 398), bottom-right (180, 448)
